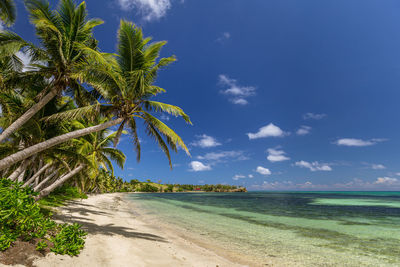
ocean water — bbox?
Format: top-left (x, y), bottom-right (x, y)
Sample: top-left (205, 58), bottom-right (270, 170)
top-left (127, 192), bottom-right (400, 266)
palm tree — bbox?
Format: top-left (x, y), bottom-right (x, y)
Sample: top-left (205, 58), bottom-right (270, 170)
top-left (71, 119), bottom-right (126, 175)
top-left (0, 20), bottom-right (191, 170)
top-left (70, 118), bottom-right (126, 192)
top-left (0, 0), bottom-right (108, 143)
top-left (0, 0), bottom-right (16, 26)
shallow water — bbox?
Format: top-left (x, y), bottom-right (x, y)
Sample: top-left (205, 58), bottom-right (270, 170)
top-left (127, 192), bottom-right (400, 266)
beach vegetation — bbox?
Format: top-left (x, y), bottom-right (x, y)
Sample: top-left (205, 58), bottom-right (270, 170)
top-left (0, 178), bottom-right (86, 256)
top-left (0, 0), bottom-right (193, 261)
top-left (50, 223), bottom-right (87, 256)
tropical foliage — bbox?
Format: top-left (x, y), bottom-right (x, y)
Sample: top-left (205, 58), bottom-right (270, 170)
top-left (0, 178), bottom-right (86, 256)
top-left (0, 0), bottom-right (190, 199)
top-left (0, 0), bottom-right (192, 258)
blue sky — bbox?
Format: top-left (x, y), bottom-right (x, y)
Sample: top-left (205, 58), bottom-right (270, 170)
top-left (9, 0), bottom-right (400, 190)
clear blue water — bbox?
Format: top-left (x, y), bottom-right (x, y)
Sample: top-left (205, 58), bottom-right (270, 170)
top-left (127, 192), bottom-right (400, 266)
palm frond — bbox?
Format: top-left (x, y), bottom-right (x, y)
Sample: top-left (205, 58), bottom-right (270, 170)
top-left (41, 103), bottom-right (100, 122)
top-left (142, 100), bottom-right (191, 124)
top-left (141, 111), bottom-right (190, 156)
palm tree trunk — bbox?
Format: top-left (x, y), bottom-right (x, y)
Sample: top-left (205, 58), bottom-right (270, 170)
top-left (23, 163), bottom-right (52, 187)
top-left (0, 88), bottom-right (59, 143)
top-left (8, 159), bottom-right (29, 181)
top-left (17, 168), bottom-right (26, 182)
top-left (0, 117), bottom-right (124, 170)
top-left (36, 165), bottom-right (85, 200)
top-left (34, 169), bottom-right (58, 192)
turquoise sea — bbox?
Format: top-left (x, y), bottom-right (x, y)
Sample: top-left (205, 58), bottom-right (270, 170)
top-left (127, 192), bottom-right (400, 266)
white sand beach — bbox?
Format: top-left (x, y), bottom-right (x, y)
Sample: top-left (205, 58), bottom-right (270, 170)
top-left (29, 193), bottom-right (246, 267)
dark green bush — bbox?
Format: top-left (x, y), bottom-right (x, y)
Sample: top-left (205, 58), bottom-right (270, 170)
top-left (0, 178), bottom-right (55, 250)
top-left (0, 178), bottom-right (87, 256)
top-left (51, 223), bottom-right (87, 256)
top-left (36, 240), bottom-right (48, 251)
top-left (137, 183), bottom-right (159, 192)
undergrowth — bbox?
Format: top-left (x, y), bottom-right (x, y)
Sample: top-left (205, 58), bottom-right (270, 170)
top-left (0, 179), bottom-right (87, 256)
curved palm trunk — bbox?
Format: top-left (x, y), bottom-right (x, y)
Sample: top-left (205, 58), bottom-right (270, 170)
top-left (0, 88), bottom-right (58, 143)
top-left (36, 165), bottom-right (85, 200)
top-left (8, 159), bottom-right (29, 181)
top-left (23, 163), bottom-right (52, 187)
top-left (34, 169), bottom-right (58, 192)
top-left (0, 117), bottom-right (124, 170)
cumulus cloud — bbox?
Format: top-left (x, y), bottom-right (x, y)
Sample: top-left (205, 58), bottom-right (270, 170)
top-left (374, 177), bottom-right (398, 185)
top-left (303, 113), bottom-right (326, 120)
top-left (296, 125), bottom-right (311, 136)
top-left (256, 166), bottom-right (271, 175)
top-left (189, 161), bottom-right (211, 172)
top-left (216, 32), bottom-right (231, 42)
top-left (295, 160), bottom-right (332, 171)
top-left (192, 134), bottom-right (221, 148)
top-left (218, 75), bottom-right (256, 105)
top-left (267, 148), bottom-right (290, 162)
top-left (160, 114), bottom-right (170, 121)
top-left (248, 174), bottom-right (254, 178)
top-left (117, 0), bottom-right (173, 21)
top-left (250, 177), bottom-right (400, 191)
top-left (335, 138), bottom-right (386, 147)
top-left (232, 174), bottom-right (246, 181)
top-left (371, 164), bottom-right (386, 170)
top-left (197, 150), bottom-right (248, 162)
top-left (247, 123), bottom-right (287, 140)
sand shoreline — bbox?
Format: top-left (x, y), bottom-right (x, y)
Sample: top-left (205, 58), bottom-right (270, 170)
top-left (25, 193), bottom-right (248, 267)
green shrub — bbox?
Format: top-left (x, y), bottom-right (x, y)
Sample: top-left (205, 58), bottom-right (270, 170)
top-left (36, 240), bottom-right (48, 251)
top-left (51, 223), bottom-right (87, 256)
top-left (0, 229), bottom-right (17, 251)
top-left (137, 183), bottom-right (159, 192)
top-left (0, 178), bottom-right (87, 256)
top-left (0, 178), bottom-right (56, 250)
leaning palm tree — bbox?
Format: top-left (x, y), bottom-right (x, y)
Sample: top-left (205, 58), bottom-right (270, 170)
top-left (0, 0), bottom-right (16, 26)
top-left (0, 0), bottom-right (108, 143)
top-left (72, 119), bottom-right (126, 175)
top-left (0, 20), bottom-right (191, 170)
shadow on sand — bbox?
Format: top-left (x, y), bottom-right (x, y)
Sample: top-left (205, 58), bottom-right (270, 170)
top-left (54, 200), bottom-right (167, 243)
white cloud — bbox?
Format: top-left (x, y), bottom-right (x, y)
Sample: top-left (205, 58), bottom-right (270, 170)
top-left (189, 161), bottom-right (211, 172)
top-left (232, 174), bottom-right (246, 181)
top-left (296, 125), bottom-right (311, 136)
top-left (371, 164), bottom-right (386, 170)
top-left (249, 177), bottom-right (400, 191)
top-left (160, 114), bottom-right (170, 121)
top-left (247, 123), bottom-right (287, 140)
top-left (231, 98), bottom-right (248, 105)
top-left (295, 160), bottom-right (332, 172)
top-left (197, 150), bottom-right (249, 162)
top-left (218, 75), bottom-right (256, 105)
top-left (117, 0), bottom-right (172, 21)
top-left (256, 166), bottom-right (271, 176)
top-left (15, 51), bottom-right (32, 72)
top-left (267, 148), bottom-right (290, 162)
top-left (335, 138), bottom-right (385, 147)
top-left (248, 174), bottom-right (254, 178)
top-left (216, 32), bottom-right (231, 42)
top-left (303, 113), bottom-right (326, 120)
top-left (192, 134), bottom-right (221, 148)
top-left (374, 177), bottom-right (398, 185)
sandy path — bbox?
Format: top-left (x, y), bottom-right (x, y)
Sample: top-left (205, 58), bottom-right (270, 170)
top-left (31, 193), bottom-right (246, 267)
